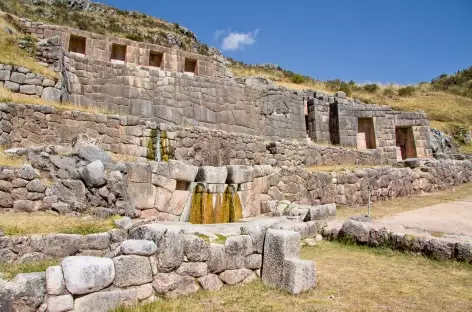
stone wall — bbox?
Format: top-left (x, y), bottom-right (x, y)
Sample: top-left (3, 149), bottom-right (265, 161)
top-left (0, 64), bottom-right (62, 101)
top-left (1, 223), bottom-right (317, 311)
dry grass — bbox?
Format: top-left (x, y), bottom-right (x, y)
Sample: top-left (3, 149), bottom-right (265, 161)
top-left (0, 212), bottom-right (117, 236)
top-left (0, 147), bottom-right (27, 167)
top-left (336, 183), bottom-right (472, 220)
top-left (0, 85), bottom-right (114, 115)
top-left (115, 241), bottom-right (472, 312)
top-left (0, 13), bottom-right (57, 78)
top-left (108, 152), bottom-right (138, 163)
top-left (0, 259), bottom-right (59, 280)
top-left (306, 164), bottom-right (388, 173)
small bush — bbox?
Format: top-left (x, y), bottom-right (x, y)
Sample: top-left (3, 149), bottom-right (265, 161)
top-left (290, 74), bottom-right (306, 84)
top-left (363, 84), bottom-right (379, 93)
top-left (383, 86), bottom-right (395, 97)
top-left (398, 86), bottom-right (416, 97)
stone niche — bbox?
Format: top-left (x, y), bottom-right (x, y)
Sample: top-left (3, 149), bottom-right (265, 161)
top-left (149, 51), bottom-right (163, 68)
top-left (111, 43), bottom-right (126, 63)
top-left (184, 58), bottom-right (197, 74)
top-left (357, 118), bottom-right (376, 150)
top-left (68, 35), bottom-right (86, 55)
top-left (395, 126), bottom-right (417, 160)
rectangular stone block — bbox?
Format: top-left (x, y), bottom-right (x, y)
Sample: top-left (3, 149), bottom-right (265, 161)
top-left (282, 258), bottom-right (316, 294)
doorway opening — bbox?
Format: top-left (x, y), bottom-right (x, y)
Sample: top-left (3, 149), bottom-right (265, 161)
top-left (357, 118), bottom-right (376, 150)
top-left (395, 127), bottom-right (417, 160)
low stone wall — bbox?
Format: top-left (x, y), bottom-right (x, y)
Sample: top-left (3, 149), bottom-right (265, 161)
top-left (323, 219), bottom-right (472, 263)
top-left (0, 64), bottom-right (62, 101)
top-left (1, 223), bottom-right (316, 312)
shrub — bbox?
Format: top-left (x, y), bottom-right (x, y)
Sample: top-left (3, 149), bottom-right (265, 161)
top-left (364, 84), bottom-right (379, 93)
top-left (290, 74), bottom-right (306, 84)
top-left (398, 86), bottom-right (416, 97)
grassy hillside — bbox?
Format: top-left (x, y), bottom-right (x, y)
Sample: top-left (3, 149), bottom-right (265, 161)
top-left (230, 61), bottom-right (472, 150)
top-left (0, 0), bottom-right (211, 55)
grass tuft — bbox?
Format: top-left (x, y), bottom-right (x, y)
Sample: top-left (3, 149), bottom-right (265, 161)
top-left (0, 147), bottom-right (27, 167)
top-left (0, 259), bottom-right (60, 280)
top-left (212, 234), bottom-right (228, 244)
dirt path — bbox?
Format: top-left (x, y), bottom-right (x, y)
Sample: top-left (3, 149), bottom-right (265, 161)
top-left (377, 196), bottom-right (472, 237)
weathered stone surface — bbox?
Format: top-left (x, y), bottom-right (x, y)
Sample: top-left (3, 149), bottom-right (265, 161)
top-left (127, 163), bottom-right (152, 183)
top-left (47, 294), bottom-right (73, 312)
top-left (5, 272), bottom-right (45, 312)
top-left (262, 229), bottom-right (300, 288)
top-left (13, 200), bottom-right (35, 212)
top-left (81, 232), bottom-right (110, 250)
top-left (25, 179), bottom-right (46, 193)
top-left (282, 259), bottom-right (316, 294)
top-left (81, 160), bottom-right (106, 187)
top-left (128, 183), bottom-right (157, 210)
top-left (168, 160), bottom-right (198, 182)
top-left (121, 239), bottom-right (157, 256)
top-left (183, 234), bottom-right (210, 262)
top-left (46, 266), bottom-right (65, 295)
top-left (152, 272), bottom-right (198, 298)
top-left (157, 228), bottom-right (184, 272)
top-left (151, 175), bottom-right (176, 192)
top-left (226, 165), bottom-right (255, 184)
top-left (62, 256), bottom-right (115, 295)
top-left (114, 216), bottom-right (133, 230)
top-left (176, 262), bottom-right (207, 278)
top-left (225, 235), bottom-right (253, 269)
top-left (77, 145), bottom-right (112, 163)
top-left (219, 268), bottom-right (253, 285)
top-left (165, 277), bottom-right (199, 299)
top-left (198, 274), bottom-right (223, 291)
top-left (161, 190), bottom-right (189, 216)
top-left (424, 239), bottom-right (455, 260)
top-left (73, 288), bottom-right (138, 312)
top-left (455, 242), bottom-right (472, 263)
top-left (303, 204), bottom-right (336, 221)
top-left (245, 254), bottom-right (262, 269)
top-left (17, 166), bottom-right (37, 181)
top-left (41, 87), bottom-right (61, 102)
top-left (196, 166), bottom-right (228, 183)
top-left (207, 243), bottom-right (226, 273)
top-left (338, 219), bottom-right (370, 243)
top-left (34, 234), bottom-right (83, 257)
top-left (113, 255), bottom-right (153, 287)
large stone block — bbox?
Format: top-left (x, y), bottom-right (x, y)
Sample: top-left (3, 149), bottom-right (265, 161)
top-left (196, 166), bottom-right (228, 183)
top-left (73, 288), bottom-right (138, 312)
top-left (261, 229), bottom-right (300, 288)
top-left (198, 274), bottom-right (223, 291)
top-left (81, 160), bottom-right (106, 187)
top-left (338, 219), bottom-right (370, 243)
top-left (41, 87), bottom-right (62, 102)
top-left (168, 160), bottom-right (198, 182)
top-left (62, 256), bottom-right (115, 295)
top-left (160, 190), bottom-right (189, 216)
top-left (282, 259), bottom-right (316, 295)
top-left (157, 228), bottom-right (184, 272)
top-left (207, 243), bottom-right (226, 273)
top-left (113, 255), bottom-right (153, 287)
top-left (219, 268), bottom-right (253, 285)
top-left (128, 183), bottom-right (157, 210)
top-left (5, 272), bottom-right (45, 312)
top-left (34, 234), bottom-right (83, 257)
top-left (47, 294), bottom-right (73, 312)
top-left (121, 239), bottom-right (157, 256)
top-left (226, 165), bottom-right (255, 184)
top-left (183, 234), bottom-right (210, 262)
top-left (127, 163), bottom-right (152, 183)
top-left (303, 203), bottom-right (336, 221)
top-left (46, 266), bottom-right (65, 295)
top-left (175, 262), bottom-right (207, 277)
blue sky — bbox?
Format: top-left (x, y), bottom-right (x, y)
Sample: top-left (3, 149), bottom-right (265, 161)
top-left (101, 0), bottom-right (471, 84)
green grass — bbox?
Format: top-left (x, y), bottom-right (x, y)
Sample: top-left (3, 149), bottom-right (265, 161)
top-left (0, 259), bottom-right (59, 280)
top-left (195, 233), bottom-right (210, 243)
top-left (114, 241), bottom-right (472, 312)
top-left (212, 234), bottom-right (228, 244)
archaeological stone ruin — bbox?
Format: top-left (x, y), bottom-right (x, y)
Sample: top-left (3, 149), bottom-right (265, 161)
top-left (0, 9), bottom-right (471, 312)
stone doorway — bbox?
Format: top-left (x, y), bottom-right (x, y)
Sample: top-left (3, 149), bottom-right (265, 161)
top-left (396, 127), bottom-right (417, 160)
top-left (357, 118), bottom-right (376, 150)
top-left (329, 103), bottom-right (340, 145)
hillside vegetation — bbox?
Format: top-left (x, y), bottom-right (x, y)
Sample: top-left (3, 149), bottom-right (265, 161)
top-left (0, 0), bottom-right (211, 55)
top-left (230, 61), bottom-right (472, 147)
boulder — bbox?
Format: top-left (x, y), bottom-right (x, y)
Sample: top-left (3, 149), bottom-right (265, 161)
top-left (338, 219), bottom-right (370, 243)
top-left (73, 288), bottom-right (138, 312)
top-left (196, 166), bottom-right (228, 183)
top-left (219, 268), bottom-right (253, 285)
top-left (152, 273), bottom-right (198, 298)
top-left (62, 256), bottom-right (115, 295)
top-left (113, 255), bottom-right (153, 287)
top-left (120, 240), bottom-right (157, 256)
top-left (47, 294), bottom-right (73, 312)
top-left (197, 274), bottom-right (223, 291)
top-left (17, 166), bottom-right (37, 181)
top-left (81, 160), bottom-right (106, 187)
top-left (183, 234), bottom-right (210, 262)
top-left (175, 262), bottom-right (207, 278)
top-left (5, 272), bottom-right (45, 312)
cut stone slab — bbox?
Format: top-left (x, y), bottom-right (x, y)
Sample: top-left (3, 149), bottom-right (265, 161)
top-left (113, 255), bottom-right (153, 287)
top-left (282, 258), bottom-right (316, 295)
top-left (261, 229), bottom-right (300, 289)
top-left (198, 274), bottom-right (223, 291)
top-left (303, 203), bottom-right (336, 221)
top-left (62, 256), bottom-right (115, 295)
top-left (196, 166), bottom-right (228, 183)
top-left (46, 266), bottom-right (65, 295)
top-left (121, 240), bottom-right (157, 256)
top-left (168, 160), bottom-right (198, 182)
top-left (226, 165), bottom-right (255, 184)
